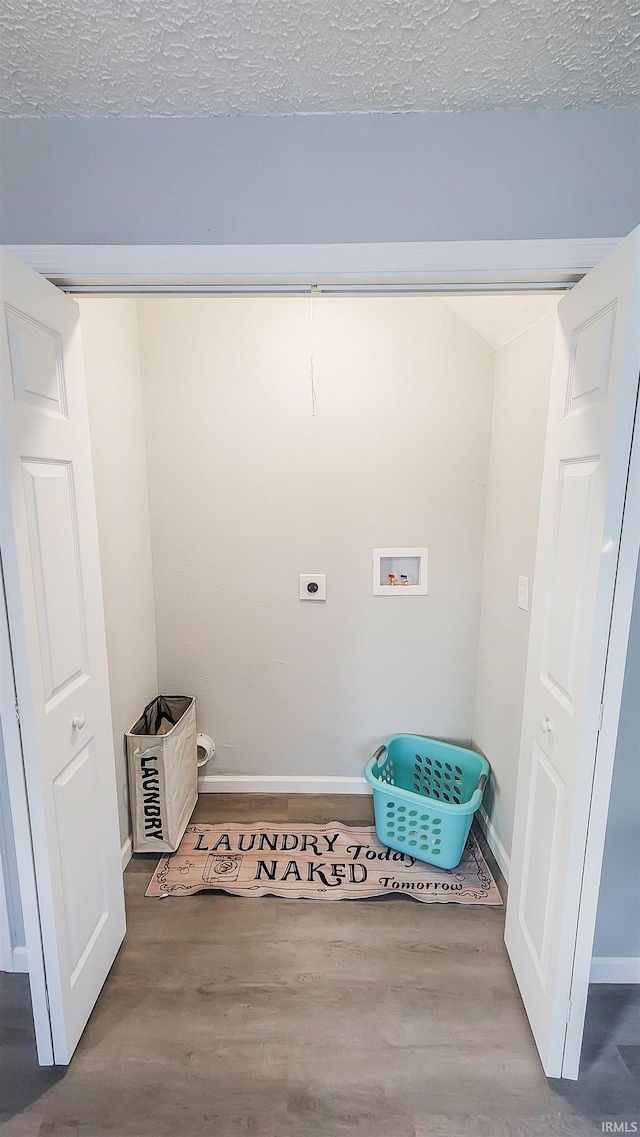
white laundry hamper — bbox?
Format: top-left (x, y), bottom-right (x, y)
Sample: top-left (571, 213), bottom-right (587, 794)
top-left (126, 695), bottom-right (197, 853)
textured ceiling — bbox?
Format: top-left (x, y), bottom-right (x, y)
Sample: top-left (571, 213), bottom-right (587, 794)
top-left (0, 0), bottom-right (638, 117)
top-left (442, 293), bottom-right (561, 349)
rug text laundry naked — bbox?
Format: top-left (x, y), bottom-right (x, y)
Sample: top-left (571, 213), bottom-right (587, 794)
top-left (145, 823), bottom-right (502, 904)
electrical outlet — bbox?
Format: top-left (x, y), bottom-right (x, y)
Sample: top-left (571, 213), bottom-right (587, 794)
top-left (517, 575), bottom-right (530, 611)
top-left (299, 574), bottom-right (326, 601)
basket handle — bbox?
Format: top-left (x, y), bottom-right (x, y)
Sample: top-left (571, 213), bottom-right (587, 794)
top-left (372, 744), bottom-right (387, 767)
top-left (477, 772), bottom-right (488, 793)
top-left (133, 744), bottom-right (161, 760)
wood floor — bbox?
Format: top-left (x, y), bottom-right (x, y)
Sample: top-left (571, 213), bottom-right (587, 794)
top-left (0, 794), bottom-right (638, 1136)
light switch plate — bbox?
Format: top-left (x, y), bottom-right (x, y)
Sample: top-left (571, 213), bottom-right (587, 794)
top-left (299, 574), bottom-right (326, 601)
top-left (517, 575), bottom-right (530, 611)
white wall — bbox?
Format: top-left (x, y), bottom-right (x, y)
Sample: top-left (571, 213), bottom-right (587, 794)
top-left (1, 108), bottom-right (638, 244)
top-left (472, 313), bottom-right (557, 864)
top-left (137, 296), bottom-right (494, 778)
top-left (79, 298), bottom-right (158, 846)
top-left (592, 565), bottom-right (640, 962)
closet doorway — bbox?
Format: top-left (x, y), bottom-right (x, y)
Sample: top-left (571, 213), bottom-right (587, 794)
top-left (1, 232), bottom-right (638, 1080)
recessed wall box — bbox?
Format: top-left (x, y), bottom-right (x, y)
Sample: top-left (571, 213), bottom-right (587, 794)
top-left (299, 573), bottom-right (326, 601)
top-left (373, 548), bottom-right (429, 596)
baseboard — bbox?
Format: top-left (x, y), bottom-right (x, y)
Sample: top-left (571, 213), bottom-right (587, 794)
top-left (120, 836), bottom-right (133, 872)
top-left (590, 957), bottom-right (640, 984)
top-left (198, 774), bottom-right (370, 795)
top-left (12, 944), bottom-right (28, 973)
top-left (477, 805), bottom-right (511, 883)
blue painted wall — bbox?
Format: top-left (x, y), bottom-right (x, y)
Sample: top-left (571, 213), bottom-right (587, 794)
top-left (1, 107), bottom-right (638, 244)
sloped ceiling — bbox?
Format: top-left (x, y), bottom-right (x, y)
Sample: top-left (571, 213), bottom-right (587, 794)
top-left (442, 293), bottom-right (561, 350)
top-left (0, 0), bottom-right (638, 117)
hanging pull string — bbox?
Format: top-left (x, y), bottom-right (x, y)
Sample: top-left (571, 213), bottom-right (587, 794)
top-left (309, 284), bottom-right (320, 417)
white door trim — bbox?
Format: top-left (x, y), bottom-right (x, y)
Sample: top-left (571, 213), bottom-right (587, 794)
top-left (0, 821), bottom-right (14, 972)
top-left (0, 760), bottom-right (27, 973)
top-left (0, 558), bottom-right (54, 1062)
top-left (6, 239), bottom-right (620, 292)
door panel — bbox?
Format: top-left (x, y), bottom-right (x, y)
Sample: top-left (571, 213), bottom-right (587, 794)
top-left (519, 741), bottom-right (564, 980)
top-left (0, 247), bottom-right (125, 1064)
top-left (54, 741), bottom-right (108, 978)
top-left (6, 307), bottom-right (67, 415)
top-left (22, 460), bottom-right (88, 702)
top-left (542, 457), bottom-right (600, 705)
top-left (565, 302), bottom-right (616, 413)
top-left (505, 228), bottom-right (640, 1079)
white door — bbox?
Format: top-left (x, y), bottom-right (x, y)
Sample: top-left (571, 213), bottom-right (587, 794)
top-left (505, 229), bottom-right (640, 1079)
top-left (0, 248), bottom-right (125, 1064)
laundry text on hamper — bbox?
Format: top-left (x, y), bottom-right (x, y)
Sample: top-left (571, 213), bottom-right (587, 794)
top-left (139, 754), bottom-right (164, 842)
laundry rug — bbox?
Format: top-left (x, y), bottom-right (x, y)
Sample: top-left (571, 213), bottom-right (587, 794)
top-left (145, 823), bottom-right (502, 904)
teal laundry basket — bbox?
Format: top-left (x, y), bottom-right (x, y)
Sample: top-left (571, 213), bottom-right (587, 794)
top-left (364, 734), bottom-right (489, 870)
